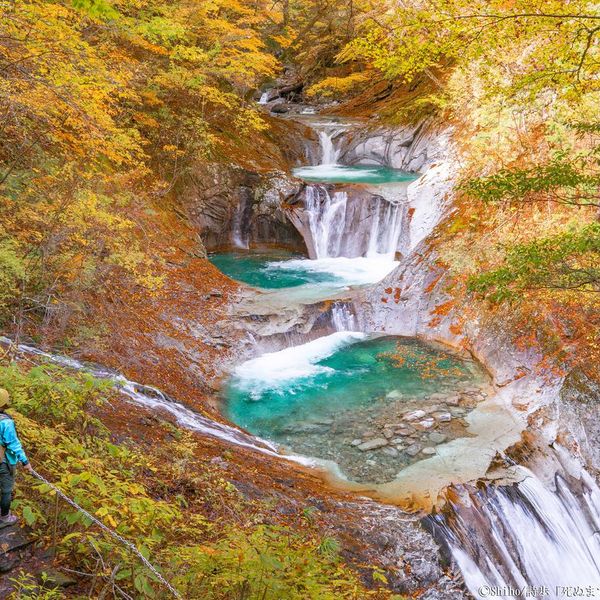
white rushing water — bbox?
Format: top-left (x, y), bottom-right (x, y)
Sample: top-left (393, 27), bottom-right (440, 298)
top-left (233, 331), bottom-right (366, 396)
top-left (331, 302), bottom-right (357, 331)
top-left (295, 185), bottom-right (407, 259)
top-left (438, 464), bottom-right (600, 598)
top-left (0, 337), bottom-right (322, 463)
top-left (268, 255), bottom-right (399, 286)
top-left (304, 186), bottom-right (347, 258)
top-left (258, 92), bottom-right (269, 105)
top-left (318, 129), bottom-right (340, 164)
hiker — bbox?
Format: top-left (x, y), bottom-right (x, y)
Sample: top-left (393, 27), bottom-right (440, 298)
top-left (0, 388), bottom-right (32, 526)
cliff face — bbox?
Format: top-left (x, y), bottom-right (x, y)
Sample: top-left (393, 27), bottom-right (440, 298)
top-left (177, 116), bottom-right (315, 252)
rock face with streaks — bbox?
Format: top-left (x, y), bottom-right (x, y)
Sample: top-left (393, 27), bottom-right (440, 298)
top-left (181, 116), bottom-right (455, 258)
top-left (558, 369), bottom-right (600, 472)
top-left (337, 119), bottom-right (450, 173)
top-left (181, 166), bottom-right (306, 251)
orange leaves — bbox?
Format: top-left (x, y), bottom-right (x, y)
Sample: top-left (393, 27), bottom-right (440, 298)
top-left (431, 300), bottom-right (455, 316)
top-left (449, 322), bottom-right (463, 336)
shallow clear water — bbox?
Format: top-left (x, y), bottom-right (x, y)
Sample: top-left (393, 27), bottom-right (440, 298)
top-left (292, 164), bottom-right (420, 184)
top-left (208, 250), bottom-right (398, 290)
top-left (225, 334), bottom-right (487, 483)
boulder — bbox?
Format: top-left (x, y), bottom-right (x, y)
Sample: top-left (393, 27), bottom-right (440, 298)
top-left (358, 438), bottom-right (389, 451)
top-left (403, 410), bottom-right (427, 421)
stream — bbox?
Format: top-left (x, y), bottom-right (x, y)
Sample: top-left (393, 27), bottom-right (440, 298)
top-left (9, 113), bottom-right (600, 597)
top-left (212, 112), bottom-right (600, 597)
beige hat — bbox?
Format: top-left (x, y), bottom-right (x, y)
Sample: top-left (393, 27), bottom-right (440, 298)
top-left (0, 389), bottom-right (10, 409)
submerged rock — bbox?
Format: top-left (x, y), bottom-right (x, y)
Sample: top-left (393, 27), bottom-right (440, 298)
top-left (428, 432), bottom-right (447, 444)
top-left (358, 438), bottom-right (388, 451)
top-left (403, 409), bottom-right (427, 421)
top-left (382, 447), bottom-right (399, 457)
top-left (405, 443), bottom-right (422, 457)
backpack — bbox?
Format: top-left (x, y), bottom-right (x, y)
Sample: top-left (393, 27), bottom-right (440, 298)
top-left (0, 413), bottom-right (12, 463)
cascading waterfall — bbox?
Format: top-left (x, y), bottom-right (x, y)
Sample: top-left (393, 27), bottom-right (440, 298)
top-left (0, 337), bottom-right (320, 465)
top-left (286, 119), bottom-right (413, 260)
top-left (294, 184), bottom-right (406, 259)
top-left (258, 92), bottom-right (269, 105)
top-left (366, 198), bottom-right (407, 258)
top-left (318, 129), bottom-right (340, 165)
top-left (331, 302), bottom-right (356, 331)
top-left (231, 195), bottom-right (250, 249)
top-left (304, 186), bottom-right (348, 258)
top-left (433, 464), bottom-right (600, 598)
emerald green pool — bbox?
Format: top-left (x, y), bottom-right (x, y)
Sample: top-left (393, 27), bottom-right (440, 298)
top-left (292, 164), bottom-right (419, 184)
top-left (225, 333), bottom-right (487, 483)
top-left (208, 250), bottom-right (332, 289)
top-left (208, 251), bottom-right (399, 290)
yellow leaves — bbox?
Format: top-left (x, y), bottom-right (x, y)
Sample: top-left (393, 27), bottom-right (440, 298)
top-left (271, 33), bottom-right (295, 49)
top-left (133, 112), bottom-right (160, 128)
top-left (234, 107), bottom-right (268, 135)
top-left (171, 45), bottom-right (210, 65)
top-left (307, 71), bottom-right (372, 99)
top-left (139, 90), bottom-right (164, 107)
top-left (162, 144), bottom-right (183, 156)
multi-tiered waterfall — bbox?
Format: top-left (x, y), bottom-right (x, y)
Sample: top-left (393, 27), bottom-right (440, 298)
top-left (288, 123), bottom-right (414, 260)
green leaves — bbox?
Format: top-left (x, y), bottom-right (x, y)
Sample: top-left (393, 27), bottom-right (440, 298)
top-left (468, 223), bottom-right (600, 302)
top-left (462, 154), bottom-right (600, 208)
top-left (71, 0), bottom-right (119, 20)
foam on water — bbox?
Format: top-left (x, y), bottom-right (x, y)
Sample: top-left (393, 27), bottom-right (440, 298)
top-left (233, 331), bottom-right (366, 396)
top-left (269, 256), bottom-right (399, 286)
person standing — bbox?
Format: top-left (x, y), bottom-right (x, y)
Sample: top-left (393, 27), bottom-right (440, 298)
top-left (0, 388), bottom-right (32, 526)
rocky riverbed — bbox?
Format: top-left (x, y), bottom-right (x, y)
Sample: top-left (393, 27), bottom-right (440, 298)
top-left (275, 382), bottom-right (490, 484)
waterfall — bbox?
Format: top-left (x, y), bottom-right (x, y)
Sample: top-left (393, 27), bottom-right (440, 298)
top-left (331, 302), bottom-right (356, 331)
top-left (0, 337), bottom-right (319, 463)
top-left (434, 466), bottom-right (600, 598)
top-left (258, 92), bottom-right (269, 105)
top-left (318, 130), bottom-right (340, 165)
top-left (288, 184), bottom-right (407, 260)
top-left (366, 199), bottom-right (406, 258)
top-left (231, 195), bottom-right (250, 249)
top-left (304, 186), bottom-right (348, 258)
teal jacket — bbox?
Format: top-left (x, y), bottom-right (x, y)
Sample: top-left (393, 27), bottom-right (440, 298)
top-left (0, 413), bottom-right (28, 466)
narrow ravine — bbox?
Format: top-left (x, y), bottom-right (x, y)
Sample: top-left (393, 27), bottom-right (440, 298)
top-left (8, 109), bottom-right (597, 599)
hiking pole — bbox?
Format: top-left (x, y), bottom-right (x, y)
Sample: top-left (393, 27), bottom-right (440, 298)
top-left (29, 468), bottom-right (183, 600)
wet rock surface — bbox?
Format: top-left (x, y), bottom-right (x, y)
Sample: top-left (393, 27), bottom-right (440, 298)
top-left (341, 501), bottom-right (468, 599)
top-left (559, 369), bottom-right (600, 472)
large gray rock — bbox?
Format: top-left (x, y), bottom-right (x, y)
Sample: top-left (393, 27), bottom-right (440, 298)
top-left (559, 369), bottom-right (600, 472)
top-left (182, 166), bottom-right (305, 251)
